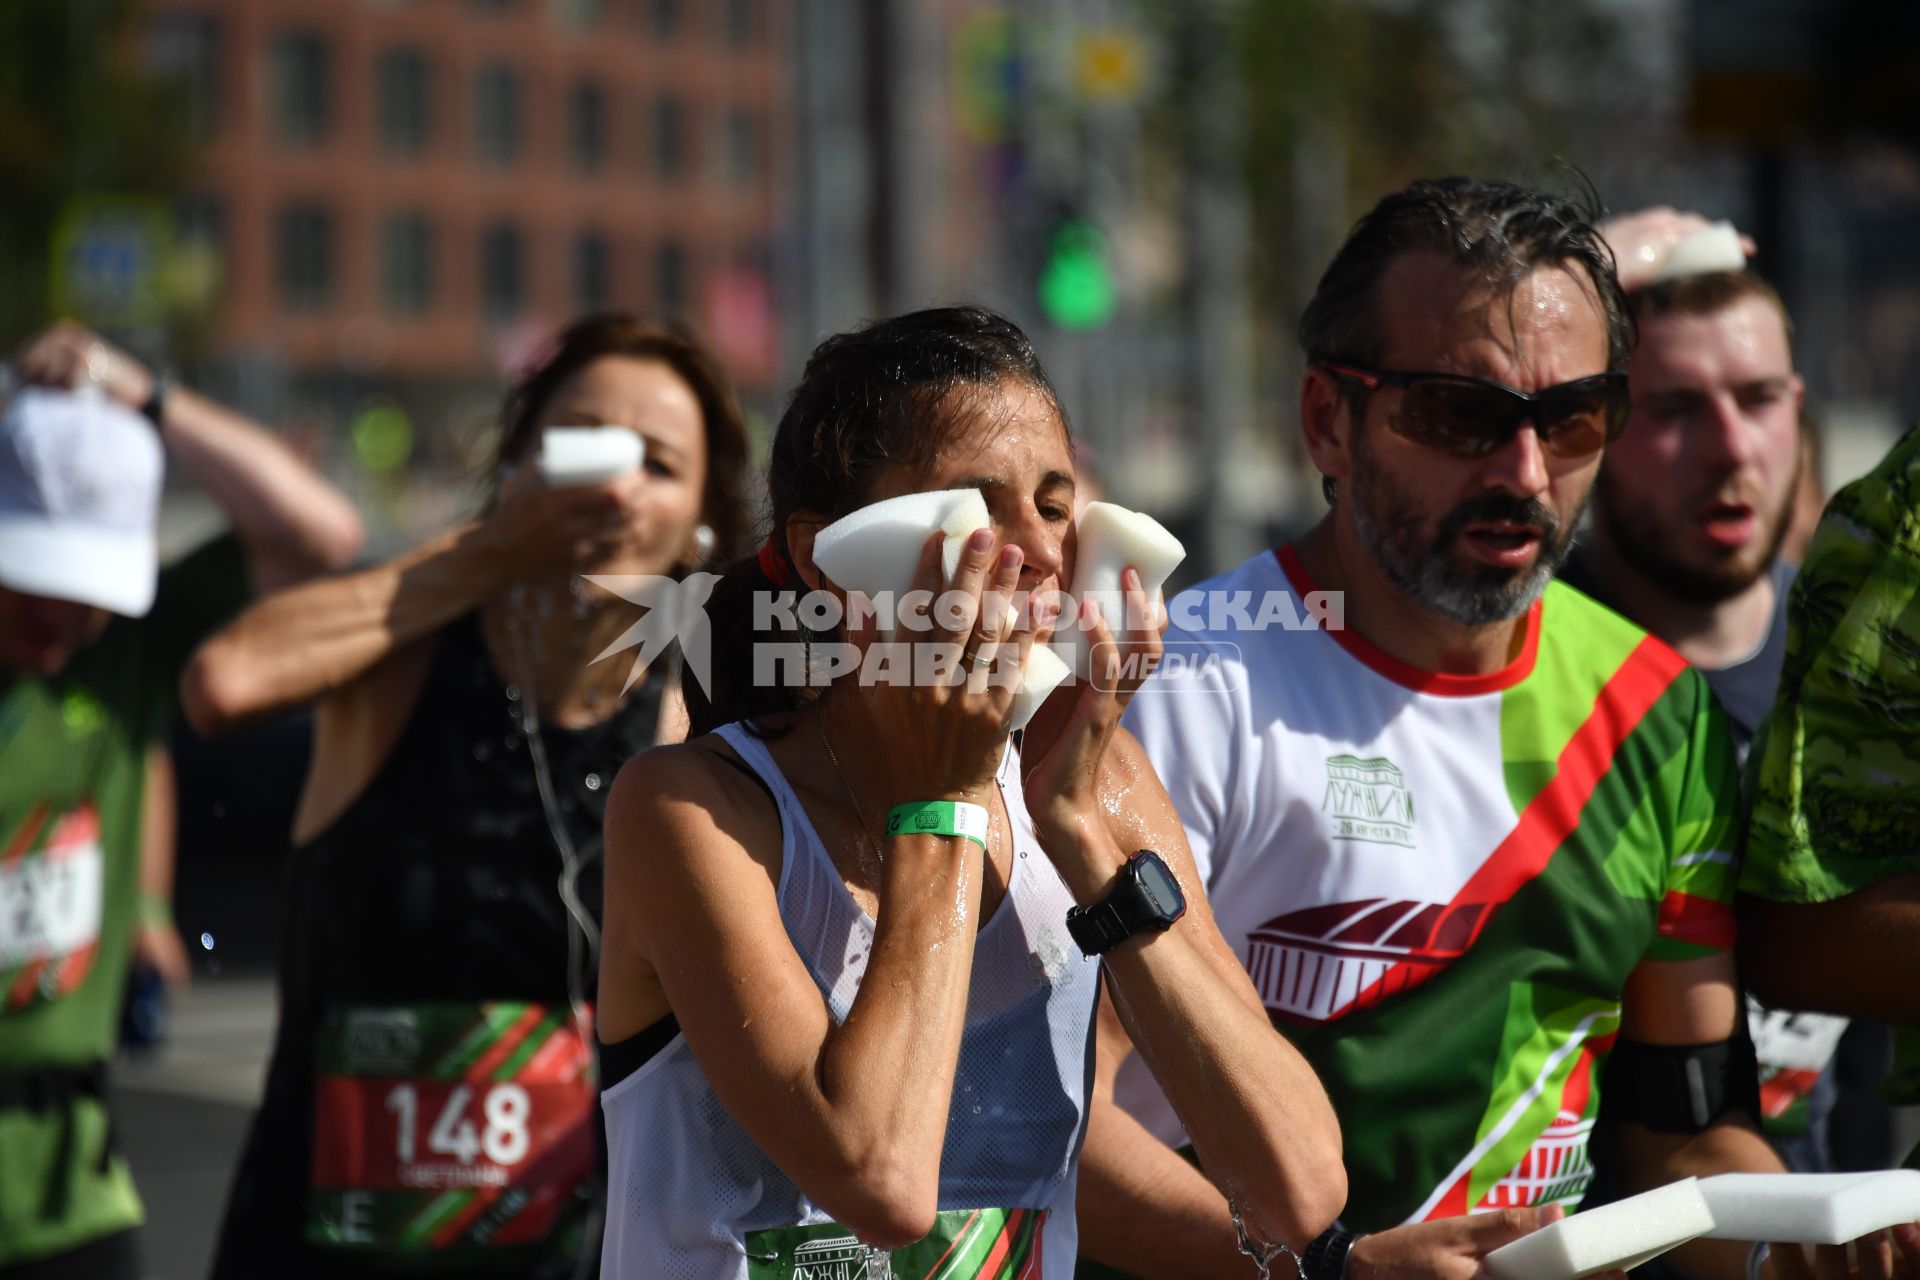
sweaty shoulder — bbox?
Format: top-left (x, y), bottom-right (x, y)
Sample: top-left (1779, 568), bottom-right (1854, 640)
top-left (606, 736), bottom-right (785, 883)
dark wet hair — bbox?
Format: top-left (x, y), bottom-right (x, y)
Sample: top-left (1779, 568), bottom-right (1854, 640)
top-left (496, 311), bottom-right (752, 569)
top-left (685, 304), bottom-right (1066, 736)
top-left (1299, 175), bottom-right (1635, 503)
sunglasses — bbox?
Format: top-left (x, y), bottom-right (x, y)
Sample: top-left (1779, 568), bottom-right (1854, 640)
top-left (1319, 362), bottom-right (1629, 460)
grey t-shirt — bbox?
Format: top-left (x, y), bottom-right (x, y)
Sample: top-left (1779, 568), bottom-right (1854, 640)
top-left (1560, 555), bottom-right (1794, 761)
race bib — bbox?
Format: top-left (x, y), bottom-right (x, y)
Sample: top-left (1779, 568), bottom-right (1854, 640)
top-left (745, 1207), bottom-right (1049, 1280)
top-left (0, 804), bottom-right (104, 1013)
top-left (308, 1002), bottom-right (596, 1265)
top-left (1748, 996), bottom-right (1848, 1134)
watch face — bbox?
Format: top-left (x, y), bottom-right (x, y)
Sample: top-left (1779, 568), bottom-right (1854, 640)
top-left (1132, 851), bottom-right (1185, 921)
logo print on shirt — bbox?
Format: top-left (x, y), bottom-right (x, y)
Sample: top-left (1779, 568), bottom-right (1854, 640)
top-left (1323, 754), bottom-right (1415, 847)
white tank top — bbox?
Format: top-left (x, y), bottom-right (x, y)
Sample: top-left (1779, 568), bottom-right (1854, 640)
top-left (600, 722), bottom-right (1101, 1279)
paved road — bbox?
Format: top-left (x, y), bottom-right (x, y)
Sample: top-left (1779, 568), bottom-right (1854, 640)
top-left (114, 977), bottom-right (276, 1280)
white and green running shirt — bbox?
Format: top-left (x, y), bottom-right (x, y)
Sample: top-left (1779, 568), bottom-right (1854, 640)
top-left (1117, 545), bottom-right (1742, 1229)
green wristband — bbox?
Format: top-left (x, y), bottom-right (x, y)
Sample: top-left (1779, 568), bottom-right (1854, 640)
top-left (137, 891), bottom-right (174, 930)
top-left (885, 801), bottom-right (989, 851)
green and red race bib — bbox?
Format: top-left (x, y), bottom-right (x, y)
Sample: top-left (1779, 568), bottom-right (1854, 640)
top-left (308, 1001), bottom-right (595, 1266)
top-left (0, 802), bottom-right (104, 1014)
top-left (746, 1207), bottom-right (1048, 1280)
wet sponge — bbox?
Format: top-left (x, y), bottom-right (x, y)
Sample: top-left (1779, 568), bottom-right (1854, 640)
top-left (1057, 502), bottom-right (1187, 677)
top-left (1699, 1170), bottom-right (1920, 1245)
top-left (812, 489), bottom-right (992, 599)
top-left (1484, 1179), bottom-right (1715, 1280)
top-left (537, 427), bottom-right (643, 486)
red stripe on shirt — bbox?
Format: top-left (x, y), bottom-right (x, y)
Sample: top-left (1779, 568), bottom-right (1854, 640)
top-left (1656, 890), bottom-right (1737, 951)
top-left (1328, 636), bottom-right (1690, 1020)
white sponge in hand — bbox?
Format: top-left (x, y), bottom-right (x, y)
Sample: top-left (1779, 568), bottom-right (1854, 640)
top-left (1008, 639), bottom-right (1071, 733)
top-left (1056, 502), bottom-right (1186, 677)
top-left (811, 489), bottom-right (992, 602)
top-left (1698, 1170), bottom-right (1920, 1245)
top-left (1484, 1179), bottom-right (1715, 1280)
top-left (537, 427), bottom-right (644, 486)
top-left (1655, 221), bottom-right (1747, 282)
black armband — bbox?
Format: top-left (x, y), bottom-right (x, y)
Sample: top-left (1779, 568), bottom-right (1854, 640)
top-left (1604, 1030), bottom-right (1761, 1133)
top-left (1305, 1225), bottom-right (1357, 1279)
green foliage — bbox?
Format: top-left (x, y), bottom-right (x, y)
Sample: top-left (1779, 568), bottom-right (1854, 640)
top-left (0, 0), bottom-right (194, 346)
top-left (1219, 0), bottom-right (1637, 362)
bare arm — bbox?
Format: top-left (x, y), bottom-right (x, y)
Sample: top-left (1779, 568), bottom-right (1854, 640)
top-left (602, 527), bottom-right (1033, 1247)
top-left (1021, 579), bottom-right (1345, 1253)
top-left (181, 467), bottom-right (646, 736)
top-left (1738, 880), bottom-right (1920, 1021)
top-left (1613, 952), bottom-right (1915, 1280)
top-left (13, 322), bottom-right (363, 590)
top-left (1071, 730), bottom-right (1346, 1251)
top-left (608, 747), bottom-right (988, 1246)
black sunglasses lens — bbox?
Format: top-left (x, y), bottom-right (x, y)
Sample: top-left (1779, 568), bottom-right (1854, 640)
top-left (1535, 380), bottom-right (1629, 458)
top-left (1393, 380), bottom-right (1516, 457)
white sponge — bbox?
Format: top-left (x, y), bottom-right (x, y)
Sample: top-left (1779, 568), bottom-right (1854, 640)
top-left (1008, 639), bottom-right (1072, 732)
top-left (811, 489), bottom-right (992, 603)
top-left (1655, 221), bottom-right (1747, 282)
top-left (1484, 1179), bottom-right (1715, 1280)
top-left (1056, 502), bottom-right (1187, 677)
top-left (537, 427), bottom-right (643, 486)
top-left (1699, 1170), bottom-right (1920, 1245)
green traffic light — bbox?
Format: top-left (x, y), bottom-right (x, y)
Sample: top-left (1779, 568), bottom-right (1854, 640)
top-left (1039, 217), bottom-right (1115, 331)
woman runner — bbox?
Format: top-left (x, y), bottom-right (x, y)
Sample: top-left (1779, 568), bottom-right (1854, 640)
top-left (595, 306), bottom-right (1346, 1278)
top-left (184, 315), bottom-right (751, 1278)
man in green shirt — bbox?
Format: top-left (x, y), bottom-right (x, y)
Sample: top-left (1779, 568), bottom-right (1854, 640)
top-left (1739, 426), bottom-right (1920, 1166)
top-left (0, 324), bottom-right (362, 1278)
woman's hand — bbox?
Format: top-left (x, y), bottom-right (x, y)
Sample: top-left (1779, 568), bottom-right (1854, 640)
top-left (473, 465), bottom-right (646, 584)
top-left (826, 526), bottom-right (1040, 808)
top-left (1020, 566), bottom-right (1165, 852)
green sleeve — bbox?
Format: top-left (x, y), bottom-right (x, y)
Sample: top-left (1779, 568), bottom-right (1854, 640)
top-left (1742, 428), bottom-right (1920, 904)
top-left (1648, 673), bottom-right (1742, 962)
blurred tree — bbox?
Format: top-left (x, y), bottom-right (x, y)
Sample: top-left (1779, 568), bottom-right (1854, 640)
top-left (1217, 0), bottom-right (1639, 381)
top-left (0, 0), bottom-right (194, 347)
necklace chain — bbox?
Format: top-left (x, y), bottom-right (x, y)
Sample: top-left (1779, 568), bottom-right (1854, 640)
top-left (816, 711), bottom-right (884, 871)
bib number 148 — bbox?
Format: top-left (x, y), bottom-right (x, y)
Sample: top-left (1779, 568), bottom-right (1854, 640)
top-left (384, 1083), bottom-right (530, 1166)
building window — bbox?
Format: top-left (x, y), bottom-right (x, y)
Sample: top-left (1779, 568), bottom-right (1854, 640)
top-left (270, 31), bottom-right (330, 147)
top-left (655, 240), bottom-right (687, 317)
top-left (724, 0), bottom-right (756, 50)
top-left (275, 203), bottom-right (332, 309)
top-left (474, 64), bottom-right (523, 166)
top-left (381, 213), bottom-right (433, 315)
top-left (147, 15), bottom-right (222, 142)
top-left (375, 49), bottom-right (431, 158)
top-left (647, 0), bottom-right (681, 40)
top-left (574, 232), bottom-right (612, 313)
top-left (569, 82), bottom-right (606, 174)
top-left (482, 223), bottom-right (524, 321)
top-left (723, 109), bottom-right (757, 187)
top-left (650, 96), bottom-right (686, 181)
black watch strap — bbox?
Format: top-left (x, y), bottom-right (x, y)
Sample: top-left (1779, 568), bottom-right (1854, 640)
top-left (1065, 898), bottom-right (1133, 956)
top-left (1304, 1226), bottom-right (1357, 1280)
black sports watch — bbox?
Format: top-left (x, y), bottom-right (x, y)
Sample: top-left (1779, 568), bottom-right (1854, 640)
top-left (1065, 849), bottom-right (1187, 956)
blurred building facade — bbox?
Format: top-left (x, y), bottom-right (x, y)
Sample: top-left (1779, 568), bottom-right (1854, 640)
top-left (140, 0), bottom-right (785, 541)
